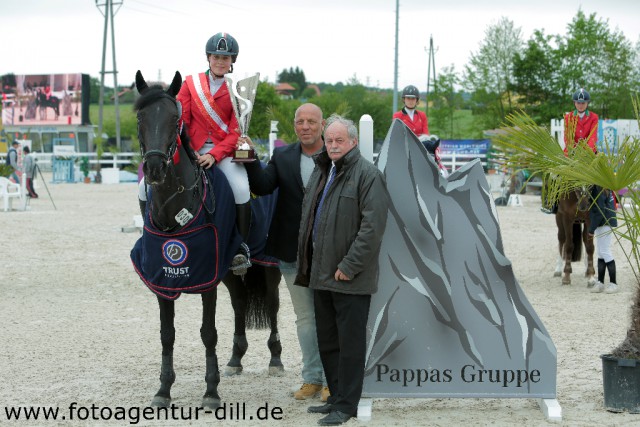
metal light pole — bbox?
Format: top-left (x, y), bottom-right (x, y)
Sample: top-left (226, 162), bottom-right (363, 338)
top-left (95, 0), bottom-right (123, 150)
top-left (425, 35), bottom-right (437, 116)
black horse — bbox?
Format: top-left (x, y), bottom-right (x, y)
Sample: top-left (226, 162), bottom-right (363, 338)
top-left (131, 70), bottom-right (283, 410)
top-left (36, 89), bottom-right (60, 120)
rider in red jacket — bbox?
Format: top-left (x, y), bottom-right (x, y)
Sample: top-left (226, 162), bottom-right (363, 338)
top-left (563, 88), bottom-right (599, 154)
top-left (393, 85), bottom-right (448, 177)
top-left (175, 32), bottom-right (251, 273)
top-left (542, 88), bottom-right (599, 214)
top-left (392, 85), bottom-right (428, 135)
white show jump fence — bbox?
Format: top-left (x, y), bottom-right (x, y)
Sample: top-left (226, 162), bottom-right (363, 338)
top-left (550, 118), bottom-right (640, 151)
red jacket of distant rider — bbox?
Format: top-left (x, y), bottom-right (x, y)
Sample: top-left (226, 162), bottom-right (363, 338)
top-left (393, 108), bottom-right (429, 136)
top-left (177, 71), bottom-right (240, 163)
top-left (564, 109), bottom-right (598, 153)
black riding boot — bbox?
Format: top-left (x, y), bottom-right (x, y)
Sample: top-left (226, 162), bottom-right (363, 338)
top-left (230, 202), bottom-right (252, 275)
top-left (606, 260), bottom-right (617, 284)
top-left (597, 258), bottom-right (606, 283)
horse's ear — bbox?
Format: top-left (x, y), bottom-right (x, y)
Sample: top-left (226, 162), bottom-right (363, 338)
top-left (135, 70), bottom-right (148, 94)
top-left (167, 71), bottom-right (182, 98)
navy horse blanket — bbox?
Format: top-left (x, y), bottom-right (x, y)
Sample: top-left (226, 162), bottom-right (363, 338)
top-left (131, 165), bottom-right (278, 300)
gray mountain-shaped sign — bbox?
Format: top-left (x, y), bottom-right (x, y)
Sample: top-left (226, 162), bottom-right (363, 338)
top-left (363, 120), bottom-right (556, 398)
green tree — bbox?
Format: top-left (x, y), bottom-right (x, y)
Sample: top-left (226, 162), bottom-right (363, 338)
top-left (558, 10), bottom-right (636, 118)
top-left (278, 67), bottom-right (307, 98)
top-left (464, 17), bottom-right (524, 129)
top-left (511, 30), bottom-right (563, 123)
top-left (251, 81), bottom-right (282, 139)
top-left (429, 66), bottom-right (463, 138)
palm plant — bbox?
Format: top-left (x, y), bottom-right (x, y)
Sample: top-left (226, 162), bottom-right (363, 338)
top-left (492, 94), bottom-right (640, 360)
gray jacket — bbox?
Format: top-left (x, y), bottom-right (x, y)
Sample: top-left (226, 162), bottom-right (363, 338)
top-left (296, 146), bottom-right (389, 295)
top-left (22, 154), bottom-right (35, 179)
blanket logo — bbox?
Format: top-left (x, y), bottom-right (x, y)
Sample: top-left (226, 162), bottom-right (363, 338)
top-left (162, 239), bottom-right (188, 266)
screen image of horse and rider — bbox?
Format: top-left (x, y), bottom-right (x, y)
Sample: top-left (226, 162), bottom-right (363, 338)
top-left (1, 73), bottom-right (89, 127)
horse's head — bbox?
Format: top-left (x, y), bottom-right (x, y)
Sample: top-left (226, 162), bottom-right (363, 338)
top-left (135, 70), bottom-right (183, 185)
top-left (576, 186), bottom-right (591, 213)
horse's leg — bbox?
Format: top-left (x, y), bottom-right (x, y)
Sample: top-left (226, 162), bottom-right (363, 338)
top-left (559, 215), bottom-right (573, 285)
top-left (265, 266), bottom-right (284, 376)
top-left (583, 223), bottom-right (596, 286)
top-left (223, 273), bottom-right (249, 376)
top-left (201, 289), bottom-right (221, 410)
top-left (555, 214), bottom-right (569, 283)
top-left (151, 296), bottom-right (176, 407)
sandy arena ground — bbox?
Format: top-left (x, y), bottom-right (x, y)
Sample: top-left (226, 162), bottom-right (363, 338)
top-left (1, 175), bottom-right (638, 426)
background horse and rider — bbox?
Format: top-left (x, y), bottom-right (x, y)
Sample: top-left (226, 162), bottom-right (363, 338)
top-left (131, 70), bottom-right (283, 409)
top-left (35, 87), bottom-right (60, 120)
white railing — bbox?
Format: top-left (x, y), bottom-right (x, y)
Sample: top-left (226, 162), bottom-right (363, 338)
top-left (1, 152), bottom-right (138, 171)
top-left (440, 152), bottom-right (487, 172)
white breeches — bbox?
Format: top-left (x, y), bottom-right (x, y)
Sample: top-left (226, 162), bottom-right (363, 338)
top-left (594, 225), bottom-right (615, 263)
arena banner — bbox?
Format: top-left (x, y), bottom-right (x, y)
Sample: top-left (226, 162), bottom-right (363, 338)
top-left (440, 139), bottom-right (490, 156)
top-left (364, 120), bottom-right (556, 398)
top-left (1, 73), bottom-right (90, 127)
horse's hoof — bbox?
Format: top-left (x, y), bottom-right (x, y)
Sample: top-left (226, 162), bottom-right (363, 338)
top-left (268, 365), bottom-right (285, 376)
top-left (553, 272), bottom-right (562, 277)
top-left (151, 395), bottom-right (171, 407)
top-left (224, 365), bottom-right (243, 376)
top-left (202, 396), bottom-right (221, 410)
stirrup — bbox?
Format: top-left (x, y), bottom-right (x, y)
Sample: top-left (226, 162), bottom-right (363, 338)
top-left (230, 242), bottom-right (251, 275)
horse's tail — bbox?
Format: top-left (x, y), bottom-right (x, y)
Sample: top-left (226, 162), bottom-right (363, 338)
top-left (571, 222), bottom-right (582, 262)
top-left (244, 265), bottom-right (277, 330)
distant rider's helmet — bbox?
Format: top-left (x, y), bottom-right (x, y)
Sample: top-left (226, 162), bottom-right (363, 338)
top-left (572, 88), bottom-right (590, 103)
top-left (205, 33), bottom-right (239, 63)
top-left (402, 85), bottom-right (420, 99)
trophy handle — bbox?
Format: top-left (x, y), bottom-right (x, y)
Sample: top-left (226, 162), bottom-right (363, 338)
top-left (228, 82), bottom-right (253, 123)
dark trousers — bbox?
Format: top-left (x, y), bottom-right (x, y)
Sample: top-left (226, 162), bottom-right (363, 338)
top-left (314, 289), bottom-right (371, 416)
top-left (26, 178), bottom-right (38, 198)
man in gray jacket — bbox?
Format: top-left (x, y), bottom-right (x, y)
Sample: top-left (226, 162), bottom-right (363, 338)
top-left (296, 114), bottom-right (389, 425)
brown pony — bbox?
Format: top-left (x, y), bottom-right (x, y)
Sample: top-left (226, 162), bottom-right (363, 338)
top-left (554, 187), bottom-right (596, 285)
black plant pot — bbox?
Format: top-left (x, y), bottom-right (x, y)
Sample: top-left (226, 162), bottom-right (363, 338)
top-left (601, 354), bottom-right (640, 413)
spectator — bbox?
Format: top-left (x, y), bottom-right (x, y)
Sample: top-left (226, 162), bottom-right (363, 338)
top-left (241, 103), bottom-right (329, 401)
top-left (22, 146), bottom-right (38, 198)
top-left (297, 114), bottom-right (389, 425)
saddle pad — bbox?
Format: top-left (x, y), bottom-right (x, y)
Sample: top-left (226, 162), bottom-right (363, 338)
top-left (131, 222), bottom-right (221, 300)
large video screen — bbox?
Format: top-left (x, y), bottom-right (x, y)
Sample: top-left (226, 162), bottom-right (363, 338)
top-left (1, 73), bottom-right (90, 127)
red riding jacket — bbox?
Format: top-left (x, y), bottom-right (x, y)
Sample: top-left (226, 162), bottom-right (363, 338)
top-left (393, 108), bottom-right (429, 136)
top-left (564, 110), bottom-right (598, 153)
top-left (177, 71), bottom-right (240, 163)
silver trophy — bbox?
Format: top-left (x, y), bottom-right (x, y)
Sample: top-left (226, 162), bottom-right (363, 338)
top-left (226, 73), bottom-right (260, 162)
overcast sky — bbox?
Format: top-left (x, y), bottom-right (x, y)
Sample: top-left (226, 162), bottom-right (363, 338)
top-left (1, 0), bottom-right (638, 91)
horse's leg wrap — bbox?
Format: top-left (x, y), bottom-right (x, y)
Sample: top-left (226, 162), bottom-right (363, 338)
top-left (202, 355), bottom-right (221, 409)
top-left (151, 355), bottom-right (175, 407)
top-left (225, 334), bottom-right (248, 376)
top-left (267, 332), bottom-right (285, 376)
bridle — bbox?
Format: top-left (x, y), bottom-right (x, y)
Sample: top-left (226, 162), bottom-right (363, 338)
top-left (137, 94), bottom-right (214, 232)
top-left (137, 94), bottom-right (181, 165)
